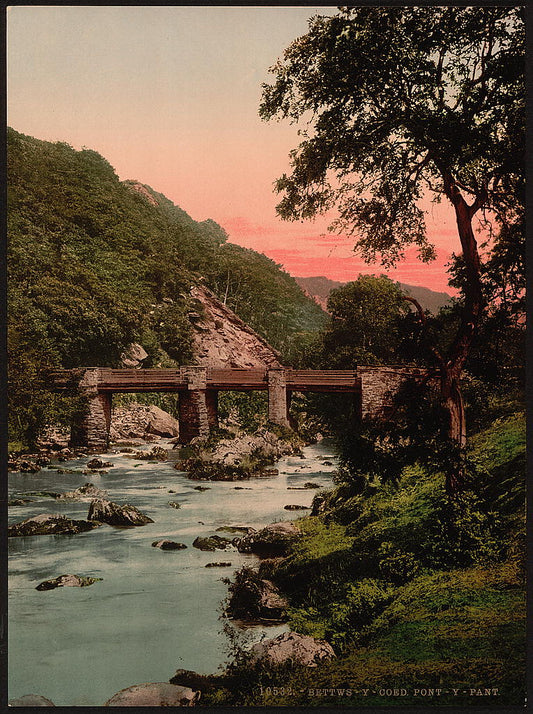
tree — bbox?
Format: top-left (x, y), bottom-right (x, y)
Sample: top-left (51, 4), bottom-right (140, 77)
top-left (260, 6), bottom-right (524, 492)
top-left (323, 274), bottom-right (409, 367)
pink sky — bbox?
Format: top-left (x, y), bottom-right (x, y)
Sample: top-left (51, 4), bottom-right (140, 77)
top-left (8, 6), bottom-right (464, 293)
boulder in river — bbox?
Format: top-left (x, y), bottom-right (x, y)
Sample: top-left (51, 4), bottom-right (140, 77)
top-left (168, 501), bottom-right (181, 509)
top-left (146, 405), bottom-right (179, 438)
top-left (226, 566), bottom-right (288, 621)
top-left (236, 521), bottom-right (302, 556)
top-left (88, 499), bottom-right (154, 526)
top-left (58, 483), bottom-right (108, 501)
top-left (215, 525), bottom-right (251, 534)
top-left (152, 540), bottom-right (187, 550)
top-left (36, 574), bottom-right (103, 591)
top-left (205, 561), bottom-right (232, 568)
top-left (9, 459), bottom-right (41, 473)
top-left (134, 446), bottom-right (168, 461)
top-left (192, 535), bottom-right (232, 552)
top-left (8, 514), bottom-right (102, 537)
top-left (250, 631), bottom-right (335, 667)
top-left (87, 458), bottom-right (113, 470)
top-left (284, 504), bottom-right (310, 511)
top-left (8, 694), bottom-right (56, 706)
top-left (8, 498), bottom-right (33, 506)
top-left (104, 682), bottom-right (200, 706)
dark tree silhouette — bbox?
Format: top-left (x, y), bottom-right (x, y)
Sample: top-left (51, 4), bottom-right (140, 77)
top-left (260, 6), bottom-right (524, 492)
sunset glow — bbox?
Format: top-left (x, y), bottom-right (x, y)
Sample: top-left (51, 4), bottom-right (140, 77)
top-left (8, 5), bottom-right (463, 293)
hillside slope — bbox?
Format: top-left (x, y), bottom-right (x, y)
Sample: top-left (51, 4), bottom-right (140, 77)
top-left (7, 128), bottom-right (325, 445)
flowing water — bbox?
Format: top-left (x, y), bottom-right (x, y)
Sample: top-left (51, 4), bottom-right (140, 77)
top-left (8, 440), bottom-right (338, 706)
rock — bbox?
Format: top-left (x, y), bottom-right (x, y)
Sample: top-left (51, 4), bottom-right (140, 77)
top-left (184, 427), bottom-right (302, 480)
top-left (120, 342), bottom-right (148, 368)
top-left (205, 562), bottom-right (232, 568)
top-left (311, 494), bottom-right (327, 516)
top-left (104, 682), bottom-right (200, 706)
top-left (236, 521), bottom-right (302, 556)
top-left (8, 498), bottom-right (32, 506)
top-left (250, 632), bottom-right (335, 667)
top-left (188, 283), bottom-right (282, 370)
top-left (146, 405), bottom-right (179, 438)
top-left (192, 535), bottom-right (232, 552)
top-left (303, 482), bottom-right (321, 489)
top-left (10, 459), bottom-right (41, 473)
top-left (215, 525), bottom-right (251, 534)
top-left (18, 491), bottom-right (61, 499)
top-left (110, 402), bottom-right (178, 443)
top-left (168, 501), bottom-right (181, 509)
top-left (226, 567), bottom-right (288, 621)
top-left (8, 694), bottom-right (56, 706)
top-left (36, 574), bottom-right (103, 591)
top-left (88, 499), bottom-right (154, 526)
top-left (87, 458), bottom-right (113, 470)
top-left (283, 504), bottom-right (310, 511)
top-left (262, 468), bottom-right (279, 475)
top-left (152, 540), bottom-right (187, 550)
top-left (134, 446), bottom-right (168, 461)
top-left (8, 514), bottom-right (101, 537)
top-left (193, 486), bottom-right (210, 491)
top-left (323, 461), bottom-right (333, 466)
top-left (58, 483), bottom-right (108, 501)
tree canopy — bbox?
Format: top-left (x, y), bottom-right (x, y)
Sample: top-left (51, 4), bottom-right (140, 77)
top-left (323, 275), bottom-right (409, 367)
top-left (260, 6), bottom-right (524, 481)
top-left (260, 6), bottom-right (523, 267)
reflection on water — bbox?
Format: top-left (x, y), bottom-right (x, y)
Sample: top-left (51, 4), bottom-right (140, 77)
top-left (8, 440), bottom-right (337, 706)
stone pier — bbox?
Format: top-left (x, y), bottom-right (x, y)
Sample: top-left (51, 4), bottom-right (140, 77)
top-left (267, 368), bottom-right (290, 427)
top-left (358, 366), bottom-right (425, 420)
top-left (178, 366), bottom-right (218, 443)
top-left (70, 368), bottom-right (112, 450)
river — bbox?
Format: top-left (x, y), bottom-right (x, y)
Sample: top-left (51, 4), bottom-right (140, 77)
top-left (8, 439), bottom-right (338, 706)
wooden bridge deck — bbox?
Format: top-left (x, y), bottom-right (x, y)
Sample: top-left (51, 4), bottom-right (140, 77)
top-left (47, 367), bottom-right (362, 393)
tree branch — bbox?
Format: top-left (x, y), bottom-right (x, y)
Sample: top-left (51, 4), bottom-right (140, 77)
top-left (401, 295), bottom-right (445, 366)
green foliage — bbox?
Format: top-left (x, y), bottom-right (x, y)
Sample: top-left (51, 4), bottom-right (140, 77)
top-left (8, 127), bottom-right (325, 445)
top-left (323, 275), bottom-right (409, 367)
top-left (211, 417), bottom-right (525, 706)
top-left (217, 391), bottom-right (268, 433)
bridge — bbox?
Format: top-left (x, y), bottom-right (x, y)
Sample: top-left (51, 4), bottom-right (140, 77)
top-left (48, 365), bottom-right (427, 449)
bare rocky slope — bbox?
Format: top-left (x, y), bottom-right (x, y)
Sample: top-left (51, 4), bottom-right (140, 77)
top-left (189, 285), bottom-right (282, 369)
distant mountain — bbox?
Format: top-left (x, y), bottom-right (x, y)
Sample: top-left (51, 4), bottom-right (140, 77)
top-left (295, 276), bottom-right (452, 315)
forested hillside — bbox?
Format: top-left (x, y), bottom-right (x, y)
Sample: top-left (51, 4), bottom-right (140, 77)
top-left (7, 128), bottom-right (326, 446)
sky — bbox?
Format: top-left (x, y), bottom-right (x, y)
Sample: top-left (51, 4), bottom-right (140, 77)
top-left (8, 5), bottom-right (461, 293)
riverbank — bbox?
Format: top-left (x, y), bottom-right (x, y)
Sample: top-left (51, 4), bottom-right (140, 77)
top-left (200, 412), bottom-right (526, 707)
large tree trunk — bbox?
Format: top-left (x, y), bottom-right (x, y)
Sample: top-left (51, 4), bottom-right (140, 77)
top-left (441, 369), bottom-right (466, 447)
top-left (440, 367), bottom-right (467, 495)
top-left (427, 171), bottom-right (486, 494)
